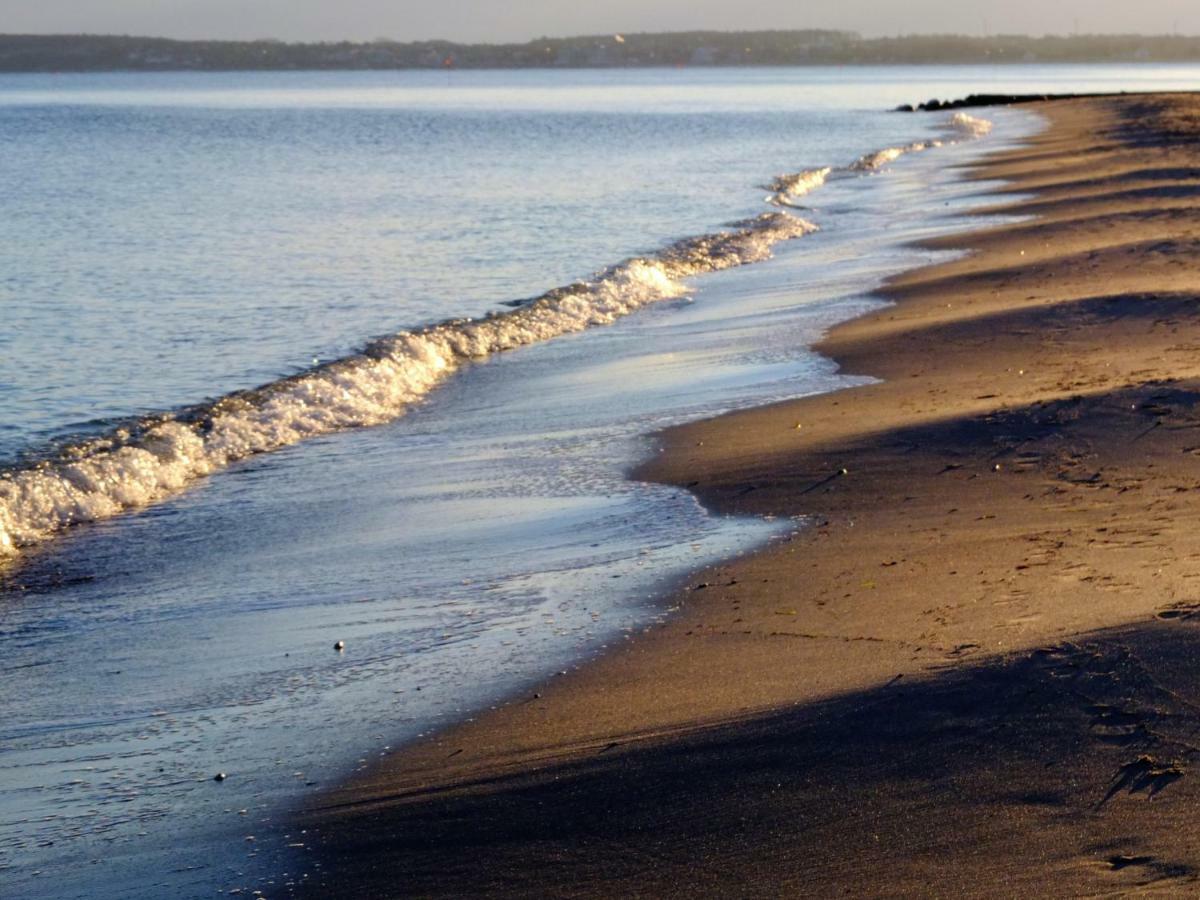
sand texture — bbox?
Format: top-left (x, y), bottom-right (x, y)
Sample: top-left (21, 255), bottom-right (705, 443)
top-left (295, 94), bottom-right (1200, 897)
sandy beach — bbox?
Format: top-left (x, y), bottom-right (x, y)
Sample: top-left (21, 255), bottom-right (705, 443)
top-left (295, 93), bottom-right (1200, 897)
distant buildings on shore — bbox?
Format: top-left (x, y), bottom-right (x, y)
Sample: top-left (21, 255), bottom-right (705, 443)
top-left (3, 30), bottom-right (1200, 71)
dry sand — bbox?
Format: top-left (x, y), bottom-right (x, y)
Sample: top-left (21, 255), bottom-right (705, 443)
top-left (294, 94), bottom-right (1200, 897)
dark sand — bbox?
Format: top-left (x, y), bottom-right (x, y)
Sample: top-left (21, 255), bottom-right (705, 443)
top-left (294, 95), bottom-right (1200, 897)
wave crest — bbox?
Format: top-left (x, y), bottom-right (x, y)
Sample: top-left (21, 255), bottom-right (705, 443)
top-left (849, 140), bottom-right (944, 172)
top-left (1, 110), bottom-right (997, 556)
top-left (948, 112), bottom-right (994, 137)
top-left (773, 111), bottom-right (994, 185)
top-left (0, 212), bottom-right (816, 554)
top-left (763, 166), bottom-right (832, 207)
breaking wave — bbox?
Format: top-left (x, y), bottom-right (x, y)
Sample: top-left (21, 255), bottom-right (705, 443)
top-left (949, 112), bottom-right (994, 138)
top-left (763, 167), bottom-right (832, 208)
top-left (765, 111), bottom-right (995, 205)
top-left (0, 213), bottom-right (816, 554)
top-left (849, 140), bottom-right (941, 171)
top-left (0, 110), bottom-right (995, 556)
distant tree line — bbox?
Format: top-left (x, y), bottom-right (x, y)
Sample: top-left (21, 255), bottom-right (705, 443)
top-left (3, 30), bottom-right (1200, 72)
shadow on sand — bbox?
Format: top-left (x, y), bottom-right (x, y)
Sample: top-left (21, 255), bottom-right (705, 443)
top-left (298, 617), bottom-right (1200, 897)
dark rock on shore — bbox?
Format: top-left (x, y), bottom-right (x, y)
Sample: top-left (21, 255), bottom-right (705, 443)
top-left (896, 91), bottom-right (1130, 112)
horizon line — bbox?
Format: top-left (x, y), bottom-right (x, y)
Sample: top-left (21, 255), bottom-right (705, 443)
top-left (7, 28), bottom-right (1200, 45)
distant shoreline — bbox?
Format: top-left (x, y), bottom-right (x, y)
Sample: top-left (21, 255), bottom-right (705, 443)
top-left (5, 30), bottom-right (1200, 72)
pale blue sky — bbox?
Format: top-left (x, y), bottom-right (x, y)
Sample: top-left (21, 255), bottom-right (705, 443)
top-left (3, 0), bottom-right (1200, 42)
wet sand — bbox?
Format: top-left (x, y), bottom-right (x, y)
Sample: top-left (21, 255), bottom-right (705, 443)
top-left (294, 94), bottom-right (1200, 897)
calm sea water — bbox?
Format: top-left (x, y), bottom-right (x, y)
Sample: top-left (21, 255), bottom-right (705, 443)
top-left (1, 65), bottom-right (1198, 897)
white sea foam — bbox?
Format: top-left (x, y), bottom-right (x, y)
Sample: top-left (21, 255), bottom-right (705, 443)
top-left (1, 110), bottom-right (998, 556)
top-left (948, 111), bottom-right (994, 137)
top-left (849, 139), bottom-right (945, 172)
top-left (0, 212), bottom-right (817, 555)
top-left (846, 111), bottom-right (994, 172)
top-left (763, 166), bottom-right (832, 207)
top-left (769, 112), bottom-right (994, 200)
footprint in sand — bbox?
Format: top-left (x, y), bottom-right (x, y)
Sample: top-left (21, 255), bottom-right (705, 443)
top-left (1103, 853), bottom-right (1193, 881)
top-left (942, 642), bottom-right (981, 660)
top-left (1157, 602), bottom-right (1200, 621)
top-left (1087, 703), bottom-right (1153, 747)
top-left (1107, 854), bottom-right (1156, 871)
top-left (1099, 754), bottom-right (1186, 807)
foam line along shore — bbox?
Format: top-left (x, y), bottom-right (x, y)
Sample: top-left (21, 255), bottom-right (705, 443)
top-left (0, 113), bottom-right (991, 556)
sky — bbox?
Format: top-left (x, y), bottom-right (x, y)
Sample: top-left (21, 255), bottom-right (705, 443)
top-left (4, 0), bottom-right (1200, 43)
